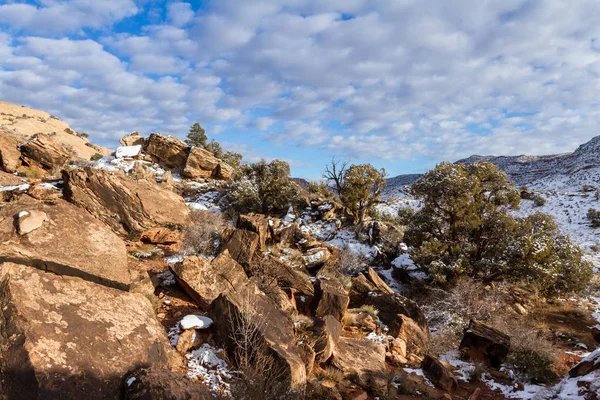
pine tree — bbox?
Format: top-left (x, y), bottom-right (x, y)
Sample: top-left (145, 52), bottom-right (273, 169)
top-left (185, 123), bottom-right (207, 147)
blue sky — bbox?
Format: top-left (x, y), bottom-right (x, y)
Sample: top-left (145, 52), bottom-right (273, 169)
top-left (1, 0), bottom-right (600, 179)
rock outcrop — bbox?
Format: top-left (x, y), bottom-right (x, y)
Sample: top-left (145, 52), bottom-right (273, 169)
top-left (331, 337), bottom-right (387, 395)
top-left (62, 166), bottom-right (189, 234)
top-left (0, 263), bottom-right (174, 400)
top-left (0, 132), bottom-right (21, 173)
top-left (145, 134), bottom-right (189, 170)
top-left (183, 147), bottom-right (220, 179)
top-left (421, 355), bottom-right (458, 392)
top-left (459, 319), bottom-right (510, 368)
top-left (170, 250), bottom-right (249, 305)
top-left (210, 283), bottom-right (307, 392)
top-left (0, 196), bottom-right (130, 290)
top-left (20, 134), bottom-right (71, 170)
top-left (122, 368), bottom-right (213, 400)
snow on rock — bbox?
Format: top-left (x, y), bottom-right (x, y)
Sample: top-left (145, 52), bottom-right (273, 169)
top-left (180, 315), bottom-right (213, 330)
top-left (0, 184), bottom-right (30, 192)
top-left (116, 145), bottom-right (142, 158)
top-left (186, 344), bottom-right (232, 396)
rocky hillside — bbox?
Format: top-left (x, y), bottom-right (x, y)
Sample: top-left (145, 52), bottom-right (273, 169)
top-left (1, 102), bottom-right (599, 399)
top-left (387, 135), bottom-right (600, 190)
top-left (0, 100), bottom-right (111, 163)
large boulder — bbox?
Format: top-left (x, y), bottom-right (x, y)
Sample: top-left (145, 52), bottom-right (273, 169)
top-left (183, 146), bottom-right (220, 179)
top-left (19, 134), bottom-right (71, 170)
top-left (0, 132), bottom-right (21, 173)
top-left (170, 250), bottom-right (249, 305)
top-left (238, 213), bottom-right (272, 251)
top-left (569, 349), bottom-right (600, 377)
top-left (226, 228), bottom-right (260, 267)
top-left (312, 315), bottom-right (342, 363)
top-left (248, 256), bottom-right (314, 297)
top-left (122, 368), bottom-right (213, 400)
top-left (331, 337), bottom-right (388, 395)
top-left (395, 314), bottom-right (431, 357)
top-left (421, 355), bottom-right (458, 392)
top-left (313, 279), bottom-right (349, 321)
top-left (62, 166), bottom-right (189, 235)
top-left (0, 263), bottom-right (174, 400)
top-left (364, 293), bottom-right (427, 335)
top-left (145, 134), bottom-right (189, 169)
top-left (210, 283), bottom-right (307, 392)
top-left (459, 319), bottom-right (510, 368)
top-left (0, 196), bottom-right (130, 290)
top-left (119, 131), bottom-right (146, 147)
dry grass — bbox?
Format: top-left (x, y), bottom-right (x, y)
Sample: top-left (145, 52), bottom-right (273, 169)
top-left (335, 244), bottom-right (367, 276)
top-left (315, 366), bottom-right (344, 383)
top-left (182, 210), bottom-right (226, 256)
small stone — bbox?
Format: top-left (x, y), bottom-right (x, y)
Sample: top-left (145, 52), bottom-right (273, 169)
top-left (17, 210), bottom-right (49, 235)
top-left (180, 315), bottom-right (213, 330)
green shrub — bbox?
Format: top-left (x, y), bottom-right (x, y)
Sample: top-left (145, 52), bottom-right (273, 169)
top-left (225, 159), bottom-right (301, 215)
top-left (90, 153), bottom-right (103, 161)
top-left (397, 207), bottom-right (416, 225)
top-left (405, 162), bottom-right (592, 296)
top-left (587, 208), bottom-right (600, 228)
top-left (507, 348), bottom-right (557, 384)
top-left (533, 196), bottom-right (546, 207)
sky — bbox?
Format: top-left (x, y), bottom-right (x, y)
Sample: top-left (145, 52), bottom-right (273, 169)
top-left (0, 0), bottom-right (600, 179)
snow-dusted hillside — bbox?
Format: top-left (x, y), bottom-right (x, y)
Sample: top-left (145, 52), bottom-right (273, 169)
top-left (388, 135), bottom-right (600, 190)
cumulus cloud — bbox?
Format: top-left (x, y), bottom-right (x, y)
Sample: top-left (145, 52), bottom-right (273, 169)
top-left (1, 0), bottom-right (600, 176)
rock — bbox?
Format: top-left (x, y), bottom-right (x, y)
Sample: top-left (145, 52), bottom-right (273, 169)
top-left (20, 134), bottom-right (71, 170)
top-left (145, 133), bottom-right (189, 170)
top-left (16, 209), bottom-right (48, 235)
top-left (239, 213), bottom-right (271, 250)
top-left (592, 326), bottom-right (600, 344)
top-left (249, 256), bottom-right (314, 296)
top-left (0, 170), bottom-right (24, 187)
top-left (313, 279), bottom-right (350, 321)
top-left (393, 314), bottom-right (430, 357)
top-left (421, 355), bottom-right (458, 392)
top-left (0, 263), bottom-right (174, 400)
top-left (27, 183), bottom-right (61, 200)
top-left (226, 228), bottom-right (260, 267)
top-left (183, 146), bottom-right (220, 179)
top-left (180, 315), bottom-right (213, 330)
top-left (459, 319), bottom-right (510, 368)
top-left (62, 166), bottom-right (189, 235)
top-left (0, 196), bottom-right (130, 290)
top-left (116, 145), bottom-right (142, 159)
top-left (210, 283), bottom-right (306, 391)
top-left (175, 330), bottom-right (203, 355)
top-left (140, 227), bottom-right (180, 245)
top-left (160, 170), bottom-right (175, 190)
top-left (349, 274), bottom-right (377, 306)
top-left (513, 303), bottom-right (528, 315)
top-left (391, 338), bottom-right (407, 358)
top-left (171, 250), bottom-right (249, 305)
top-left (332, 337), bottom-right (387, 395)
top-left (119, 131), bottom-right (146, 147)
top-left (364, 292), bottom-right (428, 334)
top-left (297, 342), bottom-right (316, 377)
top-left (569, 349), bottom-right (600, 377)
top-left (313, 315), bottom-right (342, 363)
top-left (303, 247), bottom-right (332, 269)
top-left (366, 267), bottom-right (395, 294)
top-left (0, 132), bottom-right (21, 172)
top-left (215, 162), bottom-right (234, 180)
top-left (122, 368), bottom-right (213, 400)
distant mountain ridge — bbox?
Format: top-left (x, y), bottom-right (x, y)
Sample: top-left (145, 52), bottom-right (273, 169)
top-left (387, 135), bottom-right (600, 189)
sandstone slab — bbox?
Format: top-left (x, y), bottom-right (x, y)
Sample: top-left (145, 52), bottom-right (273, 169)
top-left (63, 166), bottom-right (189, 234)
top-left (0, 196), bottom-right (130, 289)
top-left (0, 263), bottom-right (173, 400)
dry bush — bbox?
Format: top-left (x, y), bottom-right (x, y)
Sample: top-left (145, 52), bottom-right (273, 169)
top-left (314, 366), bottom-right (344, 383)
top-left (359, 305), bottom-right (378, 319)
top-left (182, 210), bottom-right (226, 256)
top-left (489, 315), bottom-right (558, 383)
top-left (419, 278), bottom-right (508, 355)
top-left (227, 292), bottom-right (300, 400)
top-left (335, 244), bottom-right (367, 276)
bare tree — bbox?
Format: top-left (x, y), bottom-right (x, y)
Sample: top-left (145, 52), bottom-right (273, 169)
top-left (322, 157), bottom-right (348, 195)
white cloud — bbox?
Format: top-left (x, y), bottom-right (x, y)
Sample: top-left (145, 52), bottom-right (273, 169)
top-left (1, 0), bottom-right (600, 170)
